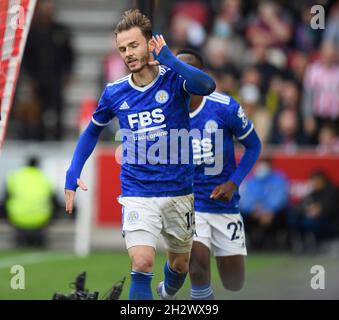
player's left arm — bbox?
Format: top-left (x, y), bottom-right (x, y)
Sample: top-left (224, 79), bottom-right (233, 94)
top-left (210, 105), bottom-right (261, 202)
top-left (150, 35), bottom-right (216, 95)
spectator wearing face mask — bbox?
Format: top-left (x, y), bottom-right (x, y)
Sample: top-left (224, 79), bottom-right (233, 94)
top-left (240, 157), bottom-right (290, 250)
top-left (239, 84), bottom-right (271, 143)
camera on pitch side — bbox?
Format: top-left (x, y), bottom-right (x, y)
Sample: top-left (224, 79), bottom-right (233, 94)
top-left (52, 272), bottom-right (125, 300)
top-left (52, 272), bottom-right (98, 300)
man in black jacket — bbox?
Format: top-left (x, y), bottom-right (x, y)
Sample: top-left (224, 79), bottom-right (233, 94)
top-left (23, 0), bottom-right (74, 141)
top-left (290, 171), bottom-right (339, 247)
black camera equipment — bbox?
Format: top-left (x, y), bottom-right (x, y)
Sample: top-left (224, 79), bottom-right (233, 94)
top-left (103, 276), bottom-right (126, 300)
top-left (52, 272), bottom-right (99, 300)
top-left (52, 272), bottom-right (126, 300)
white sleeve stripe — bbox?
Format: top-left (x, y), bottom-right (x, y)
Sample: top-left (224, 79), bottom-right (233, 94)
top-left (183, 80), bottom-right (189, 93)
top-left (210, 92), bottom-right (231, 101)
top-left (207, 96), bottom-right (230, 105)
top-left (91, 117), bottom-right (110, 127)
top-left (107, 76), bottom-right (129, 86)
top-left (237, 124), bottom-right (254, 140)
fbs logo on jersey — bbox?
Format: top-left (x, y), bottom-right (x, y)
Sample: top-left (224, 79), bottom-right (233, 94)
top-left (204, 120), bottom-right (218, 133)
top-left (155, 90), bottom-right (169, 104)
top-left (127, 211), bottom-right (139, 224)
top-left (119, 101), bottom-right (130, 110)
top-left (127, 108), bottom-right (165, 129)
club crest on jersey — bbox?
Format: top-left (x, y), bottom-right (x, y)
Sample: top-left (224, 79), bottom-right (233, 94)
top-left (237, 106), bottom-right (248, 129)
top-left (204, 120), bottom-right (218, 133)
top-left (155, 90), bottom-right (169, 104)
top-left (127, 211), bottom-right (139, 224)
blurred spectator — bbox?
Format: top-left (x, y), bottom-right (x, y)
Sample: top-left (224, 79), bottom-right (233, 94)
top-left (317, 122), bottom-right (339, 154)
top-left (169, 0), bottom-right (210, 50)
top-left (323, 1), bottom-right (339, 47)
top-left (169, 14), bottom-right (190, 49)
top-left (280, 80), bottom-right (301, 111)
top-left (293, 2), bottom-right (323, 52)
top-left (169, 15), bottom-right (186, 49)
top-left (264, 74), bottom-right (283, 115)
top-left (211, 0), bottom-right (246, 66)
top-left (270, 109), bottom-right (309, 151)
top-left (241, 66), bottom-right (262, 89)
top-left (239, 84), bottom-right (271, 143)
top-left (3, 157), bottom-right (57, 247)
top-left (240, 157), bottom-right (290, 250)
top-left (203, 37), bottom-right (239, 75)
top-left (248, 43), bottom-right (282, 94)
top-left (218, 72), bottom-right (240, 100)
top-left (245, 0), bottom-right (292, 49)
top-left (213, 0), bottom-right (245, 38)
top-left (288, 171), bottom-right (339, 251)
top-left (170, 13), bottom-right (207, 49)
top-left (22, 0), bottom-right (74, 140)
top-left (302, 41), bottom-right (339, 140)
top-left (288, 50), bottom-right (309, 86)
top-left (270, 80), bottom-right (314, 146)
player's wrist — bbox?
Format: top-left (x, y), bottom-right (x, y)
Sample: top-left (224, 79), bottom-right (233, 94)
top-left (155, 45), bottom-right (174, 66)
top-left (227, 179), bottom-right (239, 189)
top-left (65, 169), bottom-right (78, 191)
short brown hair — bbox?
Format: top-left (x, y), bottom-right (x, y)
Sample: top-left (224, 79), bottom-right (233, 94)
top-left (114, 9), bottom-right (152, 40)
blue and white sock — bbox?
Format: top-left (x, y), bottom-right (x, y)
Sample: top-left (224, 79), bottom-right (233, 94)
top-left (162, 260), bottom-right (187, 298)
top-left (191, 284), bottom-right (215, 300)
top-left (129, 271), bottom-right (153, 300)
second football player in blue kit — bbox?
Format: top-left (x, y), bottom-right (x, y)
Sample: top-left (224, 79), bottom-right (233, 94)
top-left (177, 49), bottom-right (261, 300)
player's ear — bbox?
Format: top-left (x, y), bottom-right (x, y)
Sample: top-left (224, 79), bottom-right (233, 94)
top-left (148, 38), bottom-right (155, 52)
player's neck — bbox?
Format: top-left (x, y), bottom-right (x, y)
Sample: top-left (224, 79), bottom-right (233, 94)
top-left (131, 65), bottom-right (159, 87)
top-left (189, 95), bottom-right (204, 112)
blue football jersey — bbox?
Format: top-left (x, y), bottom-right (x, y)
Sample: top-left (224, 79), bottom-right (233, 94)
top-left (190, 92), bottom-right (254, 213)
top-left (92, 66), bottom-right (194, 197)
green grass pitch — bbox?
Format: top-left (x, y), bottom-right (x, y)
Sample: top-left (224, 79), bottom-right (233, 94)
top-left (0, 250), bottom-right (338, 300)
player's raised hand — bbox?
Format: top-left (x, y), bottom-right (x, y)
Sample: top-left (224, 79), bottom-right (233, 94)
top-left (210, 181), bottom-right (238, 202)
top-left (64, 179), bottom-right (88, 214)
top-left (148, 34), bottom-right (167, 66)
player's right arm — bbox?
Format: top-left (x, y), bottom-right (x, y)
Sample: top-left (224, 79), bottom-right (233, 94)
top-left (210, 102), bottom-right (261, 202)
top-left (64, 121), bottom-right (105, 214)
top-left (150, 35), bottom-right (215, 96)
top-left (64, 86), bottom-right (114, 214)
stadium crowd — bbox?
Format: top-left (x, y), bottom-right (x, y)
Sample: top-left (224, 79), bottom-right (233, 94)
top-left (164, 0), bottom-right (339, 150)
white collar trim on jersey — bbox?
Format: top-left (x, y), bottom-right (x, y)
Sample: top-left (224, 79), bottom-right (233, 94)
top-left (128, 66), bottom-right (161, 92)
top-left (189, 96), bottom-right (207, 118)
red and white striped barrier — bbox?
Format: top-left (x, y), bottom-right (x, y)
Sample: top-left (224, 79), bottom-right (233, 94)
top-left (0, 0), bottom-right (36, 152)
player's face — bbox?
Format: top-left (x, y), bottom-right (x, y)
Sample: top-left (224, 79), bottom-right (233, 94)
top-left (176, 54), bottom-right (201, 70)
top-left (116, 27), bottom-right (152, 73)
